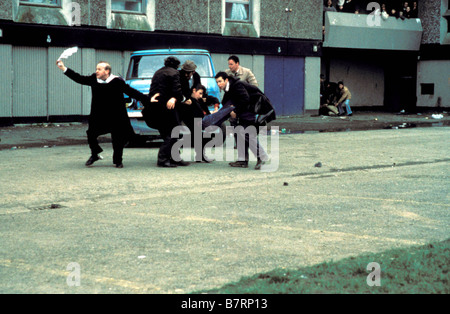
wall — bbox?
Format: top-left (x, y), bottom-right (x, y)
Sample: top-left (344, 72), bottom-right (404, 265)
top-left (5, 0), bottom-right (322, 40)
top-left (261, 0), bottom-right (322, 40)
top-left (304, 57), bottom-right (320, 112)
top-left (328, 57), bottom-right (385, 107)
top-left (420, 0), bottom-right (443, 44)
top-left (156, 0), bottom-right (221, 34)
top-left (417, 60), bottom-right (450, 108)
top-left (0, 0), bottom-right (323, 123)
top-left (0, 45), bottom-right (12, 119)
top-left (0, 1), bottom-right (12, 20)
top-left (0, 45), bottom-right (136, 122)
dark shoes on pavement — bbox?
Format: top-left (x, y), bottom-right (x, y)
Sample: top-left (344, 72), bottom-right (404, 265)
top-left (254, 158), bottom-right (266, 170)
top-left (157, 161), bottom-right (177, 168)
top-left (229, 158), bottom-right (267, 170)
top-left (157, 159), bottom-right (190, 168)
top-left (85, 154), bottom-right (103, 166)
top-left (229, 161), bottom-right (249, 168)
top-left (172, 159), bottom-right (190, 167)
top-left (86, 154), bottom-right (123, 168)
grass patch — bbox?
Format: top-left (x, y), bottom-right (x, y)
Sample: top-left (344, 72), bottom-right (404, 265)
top-left (199, 239), bottom-right (449, 294)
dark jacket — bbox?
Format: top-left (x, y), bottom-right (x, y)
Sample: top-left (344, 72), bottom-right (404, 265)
top-left (200, 95), bottom-right (220, 116)
top-left (178, 70), bottom-right (203, 127)
top-left (145, 66), bottom-right (184, 131)
top-left (64, 68), bottom-right (148, 137)
top-left (179, 70), bottom-right (201, 100)
top-left (324, 82), bottom-right (339, 104)
top-left (222, 76), bottom-right (263, 121)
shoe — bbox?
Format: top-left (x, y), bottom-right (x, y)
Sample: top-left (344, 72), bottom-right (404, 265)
top-left (347, 113), bottom-right (353, 116)
top-left (229, 161), bottom-right (248, 168)
top-left (157, 161), bottom-right (177, 168)
top-left (85, 154), bottom-right (103, 166)
top-left (115, 163), bottom-right (123, 168)
top-left (171, 159), bottom-right (190, 167)
top-left (255, 158), bottom-right (266, 170)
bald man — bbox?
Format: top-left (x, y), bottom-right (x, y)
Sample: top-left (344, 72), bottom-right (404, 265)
top-left (57, 60), bottom-right (152, 168)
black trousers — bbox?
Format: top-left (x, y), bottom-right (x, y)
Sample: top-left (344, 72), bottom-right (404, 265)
top-left (87, 129), bottom-right (126, 165)
top-left (157, 127), bottom-right (180, 164)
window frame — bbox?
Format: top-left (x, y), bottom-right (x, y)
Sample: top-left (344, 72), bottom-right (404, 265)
top-left (19, 0), bottom-right (61, 7)
top-left (111, 0), bottom-right (147, 14)
top-left (225, 0), bottom-right (252, 23)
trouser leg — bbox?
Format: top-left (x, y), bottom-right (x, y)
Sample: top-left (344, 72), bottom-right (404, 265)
top-left (111, 132), bottom-right (125, 165)
top-left (158, 129), bottom-right (178, 164)
top-left (248, 132), bottom-right (268, 161)
top-left (86, 129), bottom-right (103, 155)
top-left (236, 123), bottom-right (268, 162)
top-left (236, 132), bottom-right (249, 162)
top-left (345, 100), bottom-right (352, 115)
top-left (327, 105), bottom-right (339, 115)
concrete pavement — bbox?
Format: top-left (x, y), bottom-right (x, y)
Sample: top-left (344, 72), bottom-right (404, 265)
top-left (0, 126), bottom-right (449, 293)
top-left (0, 111), bottom-right (448, 150)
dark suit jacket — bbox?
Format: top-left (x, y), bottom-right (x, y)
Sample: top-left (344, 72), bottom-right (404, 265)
top-left (145, 66), bottom-right (184, 131)
top-left (179, 70), bottom-right (201, 100)
top-left (222, 77), bottom-right (263, 120)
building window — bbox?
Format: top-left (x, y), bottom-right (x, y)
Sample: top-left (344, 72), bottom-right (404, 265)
top-left (112, 0), bottom-right (146, 13)
top-left (20, 0), bottom-right (60, 6)
top-left (445, 1), bottom-right (450, 33)
top-left (421, 84), bottom-right (435, 95)
top-left (226, 0), bottom-right (251, 22)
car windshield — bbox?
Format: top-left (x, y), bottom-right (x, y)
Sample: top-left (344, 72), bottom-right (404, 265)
top-left (127, 54), bottom-right (214, 79)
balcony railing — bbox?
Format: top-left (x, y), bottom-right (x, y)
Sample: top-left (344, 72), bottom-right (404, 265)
top-left (323, 11), bottom-right (423, 51)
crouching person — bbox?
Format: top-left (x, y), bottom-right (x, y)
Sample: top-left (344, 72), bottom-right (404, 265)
top-left (215, 72), bottom-right (270, 170)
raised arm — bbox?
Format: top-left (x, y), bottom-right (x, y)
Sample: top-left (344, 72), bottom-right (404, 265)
top-left (57, 60), bottom-right (95, 86)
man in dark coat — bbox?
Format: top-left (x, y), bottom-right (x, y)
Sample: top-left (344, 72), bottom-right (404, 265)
top-left (179, 60), bottom-right (202, 101)
top-left (57, 60), bottom-right (150, 168)
top-left (215, 72), bottom-right (269, 170)
top-left (143, 56), bottom-right (189, 168)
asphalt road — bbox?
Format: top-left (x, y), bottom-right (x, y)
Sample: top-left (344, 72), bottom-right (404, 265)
top-left (0, 127), bottom-right (449, 293)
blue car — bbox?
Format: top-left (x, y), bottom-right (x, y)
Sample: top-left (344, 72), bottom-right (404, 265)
top-left (125, 49), bottom-right (222, 141)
